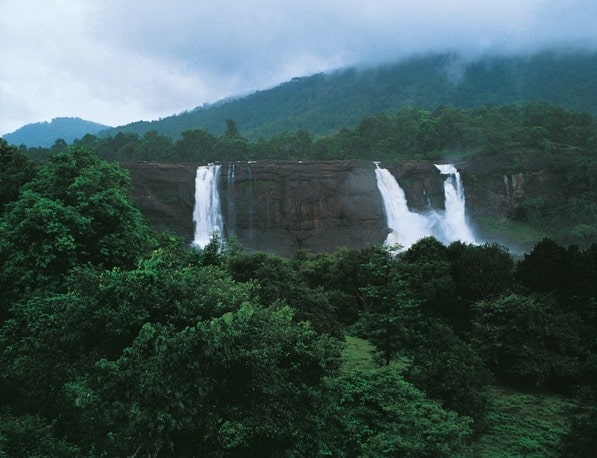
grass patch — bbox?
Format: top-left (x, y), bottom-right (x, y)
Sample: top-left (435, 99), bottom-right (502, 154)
top-left (462, 385), bottom-right (579, 457)
top-left (341, 335), bottom-right (377, 373)
top-left (477, 216), bottom-right (548, 248)
top-left (341, 335), bottom-right (411, 374)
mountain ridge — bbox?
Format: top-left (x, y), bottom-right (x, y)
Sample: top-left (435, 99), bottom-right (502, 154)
top-left (2, 117), bottom-right (110, 148)
top-left (104, 50), bottom-right (597, 141)
top-left (5, 50), bottom-right (597, 148)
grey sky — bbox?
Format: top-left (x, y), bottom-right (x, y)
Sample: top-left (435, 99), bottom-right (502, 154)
top-left (1, 0), bottom-right (596, 135)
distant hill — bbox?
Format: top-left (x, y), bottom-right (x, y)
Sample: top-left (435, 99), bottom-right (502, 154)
top-left (3, 117), bottom-right (111, 147)
top-left (106, 51), bottom-right (597, 140)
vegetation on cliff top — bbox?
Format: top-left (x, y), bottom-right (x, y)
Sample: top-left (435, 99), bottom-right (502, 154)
top-left (18, 102), bottom-right (597, 248)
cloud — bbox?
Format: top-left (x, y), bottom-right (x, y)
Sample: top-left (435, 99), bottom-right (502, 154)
top-left (1, 0), bottom-right (597, 135)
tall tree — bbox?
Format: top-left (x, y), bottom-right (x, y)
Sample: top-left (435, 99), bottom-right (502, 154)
top-left (334, 365), bottom-right (471, 457)
top-left (356, 247), bottom-right (419, 365)
top-left (0, 138), bottom-right (36, 213)
top-left (0, 147), bottom-right (153, 305)
top-left (74, 305), bottom-right (341, 456)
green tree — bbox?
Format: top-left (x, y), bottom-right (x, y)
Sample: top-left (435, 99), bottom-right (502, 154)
top-left (0, 191), bottom-right (90, 304)
top-left (227, 251), bottom-right (339, 336)
top-left (295, 248), bottom-right (364, 325)
top-left (173, 128), bottom-right (215, 161)
top-left (355, 247), bottom-right (420, 365)
top-left (334, 365), bottom-right (471, 457)
top-left (0, 238), bottom-right (253, 419)
top-left (400, 237), bottom-right (456, 317)
top-left (0, 410), bottom-right (80, 457)
top-left (213, 135), bottom-right (252, 161)
top-left (472, 293), bottom-right (582, 389)
top-left (446, 241), bottom-right (514, 331)
top-left (225, 118), bottom-right (239, 138)
top-left (138, 130), bottom-right (174, 161)
top-left (74, 305), bottom-right (341, 456)
top-left (0, 138), bottom-right (36, 213)
top-left (0, 148), bottom-right (152, 304)
top-left (402, 316), bottom-right (493, 421)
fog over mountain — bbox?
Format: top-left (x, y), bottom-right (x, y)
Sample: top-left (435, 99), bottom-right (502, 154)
top-left (1, 0), bottom-right (597, 135)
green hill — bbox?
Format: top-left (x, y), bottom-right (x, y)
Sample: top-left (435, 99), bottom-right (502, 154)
top-left (3, 117), bottom-right (110, 147)
top-left (106, 51), bottom-right (597, 140)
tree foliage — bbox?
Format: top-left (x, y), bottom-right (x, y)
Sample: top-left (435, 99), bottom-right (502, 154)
top-left (0, 148), bottom-right (152, 306)
top-left (75, 305), bottom-right (340, 456)
top-left (0, 139), bottom-right (36, 214)
top-left (472, 293), bottom-right (583, 389)
top-left (334, 365), bottom-right (471, 457)
top-left (0, 143), bottom-right (594, 456)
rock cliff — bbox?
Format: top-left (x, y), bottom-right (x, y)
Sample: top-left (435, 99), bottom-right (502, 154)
top-left (122, 160), bottom-right (446, 255)
top-left (461, 151), bottom-right (564, 225)
top-left (122, 154), bottom-right (565, 255)
top-left (122, 162), bottom-right (197, 238)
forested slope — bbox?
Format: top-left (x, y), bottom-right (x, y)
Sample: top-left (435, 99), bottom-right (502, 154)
top-left (106, 51), bottom-right (597, 140)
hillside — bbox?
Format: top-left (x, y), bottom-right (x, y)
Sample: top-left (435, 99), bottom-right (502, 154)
top-left (106, 51), bottom-right (597, 140)
top-left (2, 117), bottom-right (110, 147)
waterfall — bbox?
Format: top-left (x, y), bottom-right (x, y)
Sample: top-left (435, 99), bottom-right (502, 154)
top-left (434, 164), bottom-right (476, 244)
top-left (374, 163), bottom-right (434, 250)
top-left (374, 163), bottom-right (477, 251)
top-left (192, 164), bottom-right (224, 248)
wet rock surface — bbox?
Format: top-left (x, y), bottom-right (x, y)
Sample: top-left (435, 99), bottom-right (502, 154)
top-left (122, 155), bottom-right (563, 255)
top-left (220, 161), bottom-right (389, 255)
top-left (121, 162), bottom-right (197, 240)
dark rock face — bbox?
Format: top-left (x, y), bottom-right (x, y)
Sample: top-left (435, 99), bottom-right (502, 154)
top-left (382, 160), bottom-right (445, 211)
top-left (125, 158), bottom-right (562, 255)
top-left (121, 162), bottom-right (197, 239)
top-left (122, 160), bottom-right (447, 255)
top-left (220, 161), bottom-right (390, 255)
top-left (460, 150), bottom-right (565, 246)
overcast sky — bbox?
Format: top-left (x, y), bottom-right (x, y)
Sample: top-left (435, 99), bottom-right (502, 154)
top-left (1, 0), bottom-right (596, 135)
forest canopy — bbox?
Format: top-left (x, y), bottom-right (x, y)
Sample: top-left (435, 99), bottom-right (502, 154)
top-left (21, 103), bottom-right (596, 163)
top-left (0, 142), bottom-right (596, 455)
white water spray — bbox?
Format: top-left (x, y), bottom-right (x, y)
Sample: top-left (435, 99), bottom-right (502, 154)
top-left (434, 164), bottom-right (476, 244)
top-left (374, 163), bottom-right (477, 251)
top-left (374, 163), bottom-right (434, 250)
top-left (192, 164), bottom-right (224, 248)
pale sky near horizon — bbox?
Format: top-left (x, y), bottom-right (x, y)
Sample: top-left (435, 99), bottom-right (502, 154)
top-left (1, 0), bottom-right (596, 135)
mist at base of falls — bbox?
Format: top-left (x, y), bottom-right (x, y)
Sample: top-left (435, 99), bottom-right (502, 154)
top-left (375, 163), bottom-right (477, 251)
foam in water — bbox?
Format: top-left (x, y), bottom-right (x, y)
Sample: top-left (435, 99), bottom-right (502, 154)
top-left (374, 162), bottom-right (477, 251)
top-left (374, 163), bottom-right (434, 250)
top-left (192, 164), bottom-right (224, 248)
top-left (434, 164), bottom-right (476, 244)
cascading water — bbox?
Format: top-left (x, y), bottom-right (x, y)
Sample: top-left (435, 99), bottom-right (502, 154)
top-left (434, 164), bottom-right (476, 244)
top-left (374, 163), bottom-right (434, 250)
top-left (374, 162), bottom-right (477, 250)
top-left (192, 164), bottom-right (224, 248)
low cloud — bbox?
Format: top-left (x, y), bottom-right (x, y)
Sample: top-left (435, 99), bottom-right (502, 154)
top-left (1, 0), bottom-right (597, 134)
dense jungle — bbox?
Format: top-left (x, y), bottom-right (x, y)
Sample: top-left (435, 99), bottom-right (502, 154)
top-left (1, 97), bottom-right (596, 456)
